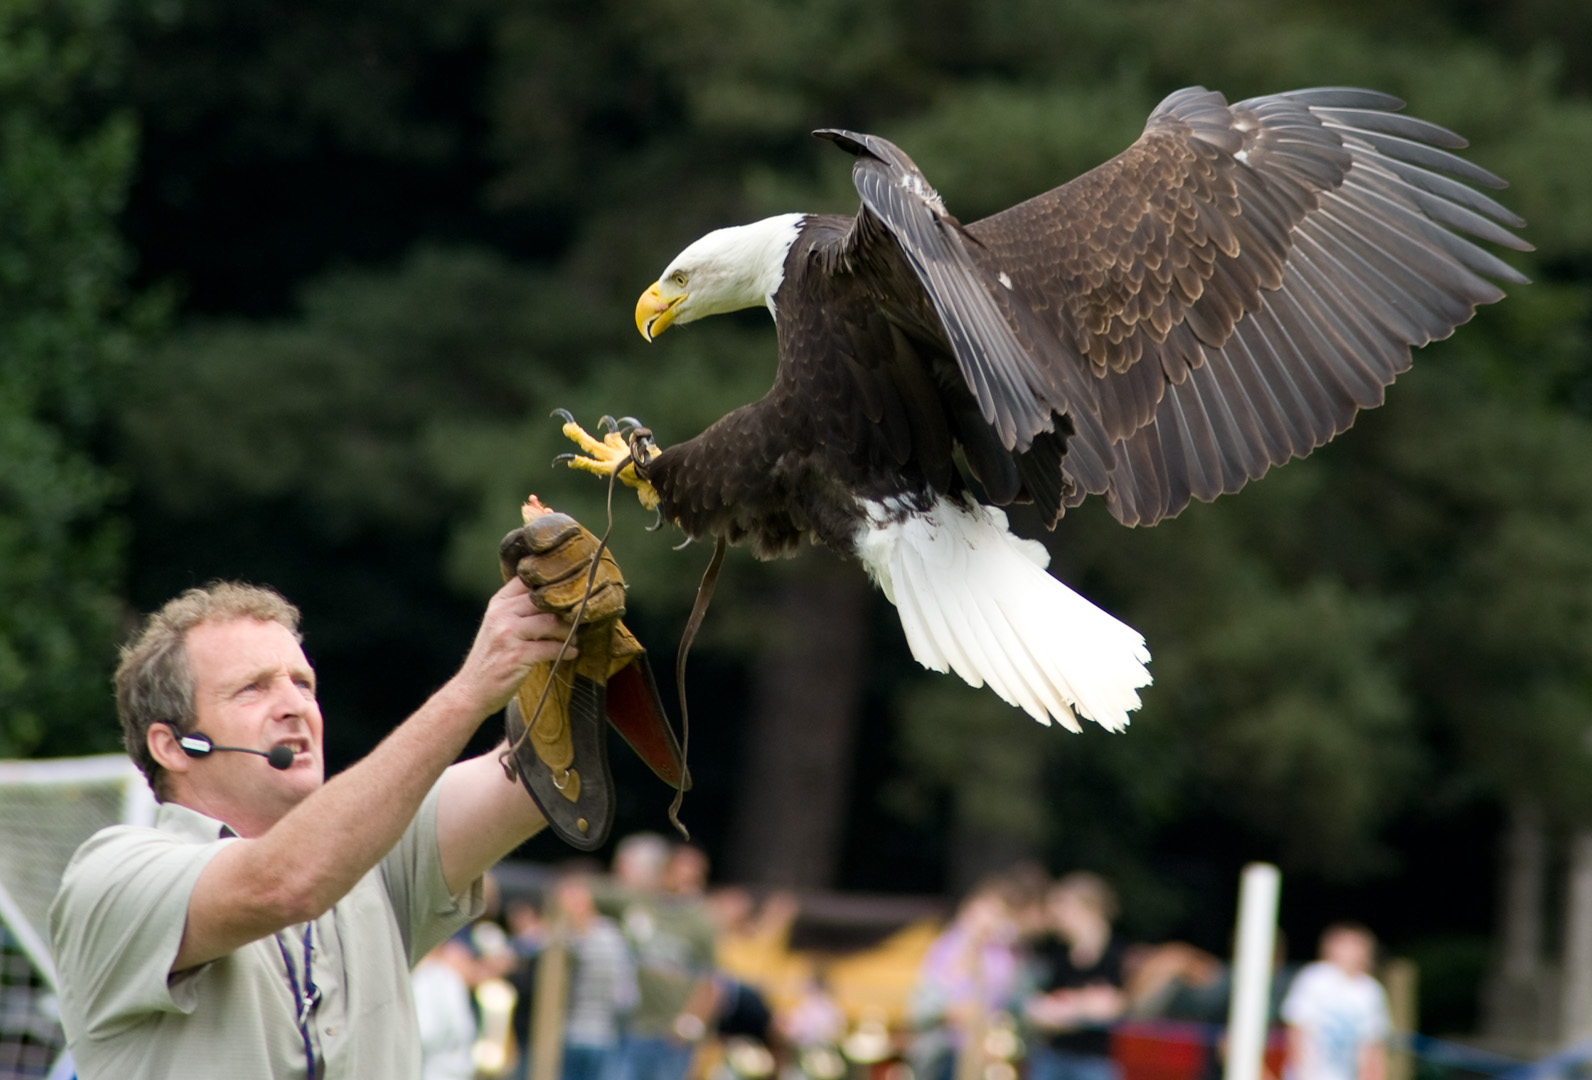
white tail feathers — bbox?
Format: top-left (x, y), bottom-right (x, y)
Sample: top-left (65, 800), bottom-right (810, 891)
top-left (856, 497), bottom-right (1152, 731)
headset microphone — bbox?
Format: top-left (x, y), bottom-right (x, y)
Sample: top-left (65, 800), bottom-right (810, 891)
top-left (169, 728), bottom-right (296, 771)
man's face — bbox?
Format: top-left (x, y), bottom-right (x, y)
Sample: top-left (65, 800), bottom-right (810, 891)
top-left (1322, 929), bottom-right (1373, 976)
top-left (663, 848), bottom-right (708, 895)
top-left (556, 879), bottom-right (596, 921)
top-left (182, 617), bottom-right (325, 817)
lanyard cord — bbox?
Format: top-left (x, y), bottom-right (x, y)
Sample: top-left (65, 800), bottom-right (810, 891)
top-left (274, 923), bottom-right (319, 1080)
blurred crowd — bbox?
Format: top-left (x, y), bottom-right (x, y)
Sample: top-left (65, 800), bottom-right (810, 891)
top-left (410, 845), bottom-right (1392, 1080)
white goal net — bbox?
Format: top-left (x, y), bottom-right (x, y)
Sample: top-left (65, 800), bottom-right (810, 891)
top-left (0, 755), bottom-right (155, 1079)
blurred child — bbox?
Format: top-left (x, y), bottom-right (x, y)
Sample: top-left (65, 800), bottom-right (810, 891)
top-left (1281, 924), bottom-right (1389, 1080)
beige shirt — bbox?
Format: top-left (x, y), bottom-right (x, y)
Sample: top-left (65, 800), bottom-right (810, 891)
top-left (49, 782), bottom-right (483, 1079)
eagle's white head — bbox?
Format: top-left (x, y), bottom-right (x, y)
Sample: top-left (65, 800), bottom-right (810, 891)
top-left (635, 213), bottom-right (805, 341)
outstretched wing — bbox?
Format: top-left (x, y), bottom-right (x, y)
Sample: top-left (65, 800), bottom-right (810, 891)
top-left (816, 129), bottom-right (1116, 501)
top-left (966, 86), bottom-right (1531, 525)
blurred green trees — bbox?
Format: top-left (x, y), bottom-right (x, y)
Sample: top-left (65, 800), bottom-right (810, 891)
top-left (0, 0), bottom-right (158, 756)
top-left (9, 0), bottom-right (1592, 995)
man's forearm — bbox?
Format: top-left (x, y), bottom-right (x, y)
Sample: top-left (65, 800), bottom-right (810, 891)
top-left (263, 679), bottom-right (492, 908)
top-left (177, 680), bottom-right (493, 970)
top-left (436, 742), bottom-right (548, 894)
top-left (1360, 1042), bottom-right (1388, 1080)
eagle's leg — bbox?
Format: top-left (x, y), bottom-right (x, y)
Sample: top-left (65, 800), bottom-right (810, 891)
top-left (552, 409), bottom-right (662, 511)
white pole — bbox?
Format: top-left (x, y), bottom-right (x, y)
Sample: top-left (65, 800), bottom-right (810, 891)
top-left (1224, 863), bottom-right (1282, 1080)
top-left (1562, 831), bottom-right (1592, 1043)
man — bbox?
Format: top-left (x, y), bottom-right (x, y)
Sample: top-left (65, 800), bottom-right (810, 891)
top-left (49, 575), bottom-right (573, 1078)
top-left (549, 869), bottom-right (638, 1080)
top-left (1281, 923), bottom-right (1390, 1080)
top-left (908, 876), bottom-right (1023, 1080)
top-left (597, 838), bottom-right (718, 1080)
top-left (1023, 872), bottom-right (1128, 1080)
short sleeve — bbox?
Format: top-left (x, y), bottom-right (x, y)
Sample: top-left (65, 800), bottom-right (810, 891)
top-left (1364, 980), bottom-right (1392, 1039)
top-left (378, 780), bottom-right (484, 966)
top-left (48, 826), bottom-right (230, 1039)
top-left (1279, 964), bottom-right (1324, 1026)
top-left (1279, 969), bottom-right (1306, 1024)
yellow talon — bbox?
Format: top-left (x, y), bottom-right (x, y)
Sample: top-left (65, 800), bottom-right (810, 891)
top-left (556, 415), bottom-right (662, 511)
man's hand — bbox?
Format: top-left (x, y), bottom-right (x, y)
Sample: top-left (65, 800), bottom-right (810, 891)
top-left (436, 576), bottom-right (582, 892)
top-left (491, 498), bottom-right (684, 851)
top-left (443, 578), bottom-right (577, 720)
top-left (500, 507), bottom-right (628, 621)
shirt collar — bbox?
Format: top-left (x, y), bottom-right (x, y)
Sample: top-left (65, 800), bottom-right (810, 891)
top-left (154, 799), bottom-right (239, 842)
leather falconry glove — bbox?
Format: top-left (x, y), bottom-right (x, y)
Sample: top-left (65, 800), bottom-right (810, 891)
top-left (498, 496), bottom-right (688, 850)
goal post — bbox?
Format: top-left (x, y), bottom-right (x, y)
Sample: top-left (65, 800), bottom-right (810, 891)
top-left (0, 753), bottom-right (156, 1077)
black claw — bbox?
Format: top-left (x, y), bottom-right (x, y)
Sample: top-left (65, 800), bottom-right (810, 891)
top-left (617, 416), bottom-right (643, 432)
top-left (552, 452), bottom-right (578, 465)
top-left (627, 428), bottom-right (658, 464)
top-left (598, 414), bottom-right (619, 434)
top-left (551, 407), bottom-right (576, 425)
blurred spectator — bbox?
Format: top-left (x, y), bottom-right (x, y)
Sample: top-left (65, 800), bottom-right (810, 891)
top-left (907, 876), bottom-right (1024, 1080)
top-left (506, 896), bottom-right (547, 1080)
top-left (1281, 924), bottom-right (1389, 1080)
top-left (553, 869), bottom-right (640, 1080)
top-left (781, 972), bottom-right (850, 1080)
top-left (614, 833), bottom-right (672, 895)
top-left (778, 972), bottom-right (847, 1051)
top-left (439, 873), bottom-right (522, 988)
top-left (413, 937), bottom-right (481, 1080)
top-left (702, 889), bottom-right (782, 1050)
top-left (1000, 860), bottom-right (1055, 942)
top-left (709, 888), bottom-right (803, 1012)
top-left (429, 874), bottom-right (521, 1075)
top-left (1125, 943), bottom-right (1229, 1023)
top-left (1023, 872), bottom-right (1127, 1080)
top-left (600, 837), bottom-right (720, 1080)
top-left (667, 844), bottom-right (711, 896)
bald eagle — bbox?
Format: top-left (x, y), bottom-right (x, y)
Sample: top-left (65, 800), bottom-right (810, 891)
top-left (561, 86), bottom-right (1528, 732)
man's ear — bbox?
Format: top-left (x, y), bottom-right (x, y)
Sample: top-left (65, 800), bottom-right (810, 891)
top-left (148, 721), bottom-right (193, 777)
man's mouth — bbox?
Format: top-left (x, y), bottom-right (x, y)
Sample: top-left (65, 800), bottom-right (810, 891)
top-left (272, 738), bottom-right (310, 760)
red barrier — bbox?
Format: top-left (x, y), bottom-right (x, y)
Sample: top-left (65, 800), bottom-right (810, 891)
top-left (1111, 1021), bottom-right (1287, 1080)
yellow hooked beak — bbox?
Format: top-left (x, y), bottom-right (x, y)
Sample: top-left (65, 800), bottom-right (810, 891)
top-left (635, 282), bottom-right (685, 342)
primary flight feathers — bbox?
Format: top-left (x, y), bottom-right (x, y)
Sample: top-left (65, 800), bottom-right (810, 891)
top-left (570, 85), bottom-right (1528, 730)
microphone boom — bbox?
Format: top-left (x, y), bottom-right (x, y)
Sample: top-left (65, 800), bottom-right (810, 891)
top-left (173, 728), bottom-right (297, 771)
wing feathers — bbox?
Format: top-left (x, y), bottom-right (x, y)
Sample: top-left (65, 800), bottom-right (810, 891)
top-left (849, 156), bottom-right (1064, 451)
top-left (1310, 106), bottom-right (1469, 149)
top-left (951, 87), bottom-right (1524, 526)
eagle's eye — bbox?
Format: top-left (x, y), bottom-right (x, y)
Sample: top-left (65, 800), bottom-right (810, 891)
top-left (671, 271), bottom-right (688, 287)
